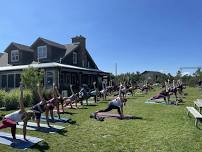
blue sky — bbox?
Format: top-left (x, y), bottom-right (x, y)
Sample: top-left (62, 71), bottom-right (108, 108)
top-left (0, 0), bottom-right (202, 75)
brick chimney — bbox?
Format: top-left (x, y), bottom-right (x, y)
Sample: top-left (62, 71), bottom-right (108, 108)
top-left (72, 35), bottom-right (86, 49)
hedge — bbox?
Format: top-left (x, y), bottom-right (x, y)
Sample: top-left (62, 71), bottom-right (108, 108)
top-left (0, 90), bottom-right (6, 107)
top-left (0, 89), bottom-right (32, 110)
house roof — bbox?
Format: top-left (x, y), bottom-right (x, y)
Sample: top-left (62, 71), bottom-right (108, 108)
top-left (64, 43), bottom-right (79, 56)
top-left (0, 53), bottom-right (9, 67)
top-left (1, 36), bottom-right (100, 71)
top-left (85, 49), bottom-right (98, 69)
top-left (0, 62), bottom-right (108, 74)
top-left (141, 71), bottom-right (164, 75)
top-left (4, 42), bottom-right (33, 53)
top-left (31, 37), bottom-right (66, 50)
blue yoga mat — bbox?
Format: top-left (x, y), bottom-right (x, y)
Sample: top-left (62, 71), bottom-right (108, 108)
top-left (40, 116), bottom-right (71, 123)
top-left (17, 122), bottom-right (65, 133)
top-left (0, 131), bottom-right (43, 149)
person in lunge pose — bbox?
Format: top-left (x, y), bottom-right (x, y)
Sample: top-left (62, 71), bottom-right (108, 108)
top-left (150, 81), bottom-right (170, 102)
top-left (94, 84), bottom-right (127, 119)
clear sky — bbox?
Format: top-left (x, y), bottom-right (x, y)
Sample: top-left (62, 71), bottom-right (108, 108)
top-left (0, 0), bottom-right (202, 75)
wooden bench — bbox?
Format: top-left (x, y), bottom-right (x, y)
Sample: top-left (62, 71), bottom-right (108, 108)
top-left (186, 107), bottom-right (202, 127)
top-left (194, 100), bottom-right (202, 113)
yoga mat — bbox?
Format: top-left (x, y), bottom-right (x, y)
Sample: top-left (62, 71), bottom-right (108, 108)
top-left (97, 113), bottom-right (135, 119)
top-left (40, 115), bottom-right (71, 123)
top-left (53, 109), bottom-right (66, 114)
top-left (17, 122), bottom-right (65, 133)
top-left (145, 100), bottom-right (177, 105)
top-left (0, 131), bottom-right (43, 149)
top-left (145, 101), bottom-right (165, 104)
top-left (91, 112), bottom-right (136, 120)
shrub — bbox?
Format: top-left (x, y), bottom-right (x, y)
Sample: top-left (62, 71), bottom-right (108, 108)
top-left (0, 90), bottom-right (6, 107)
top-left (23, 89), bottom-right (32, 107)
top-left (4, 89), bottom-right (19, 110)
top-left (3, 89), bottom-right (32, 110)
top-left (43, 88), bottom-right (53, 100)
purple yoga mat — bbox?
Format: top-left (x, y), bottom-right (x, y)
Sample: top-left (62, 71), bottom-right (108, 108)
top-left (96, 112), bottom-right (135, 119)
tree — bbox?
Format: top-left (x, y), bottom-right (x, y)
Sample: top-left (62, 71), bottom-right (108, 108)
top-left (21, 66), bottom-right (44, 104)
top-left (176, 70), bottom-right (182, 79)
top-left (193, 68), bottom-right (202, 78)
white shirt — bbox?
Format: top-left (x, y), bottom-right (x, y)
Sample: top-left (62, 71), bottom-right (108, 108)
top-left (5, 110), bottom-right (24, 122)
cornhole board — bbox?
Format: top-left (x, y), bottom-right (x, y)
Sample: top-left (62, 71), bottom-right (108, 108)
top-left (92, 112), bottom-right (135, 119)
top-left (17, 122), bottom-right (65, 133)
top-left (0, 131), bottom-right (43, 149)
top-left (40, 115), bottom-right (71, 123)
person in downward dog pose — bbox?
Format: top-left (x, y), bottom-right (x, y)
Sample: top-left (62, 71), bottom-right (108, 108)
top-left (31, 83), bottom-right (51, 127)
top-left (94, 85), bottom-right (127, 119)
top-left (0, 84), bottom-right (33, 141)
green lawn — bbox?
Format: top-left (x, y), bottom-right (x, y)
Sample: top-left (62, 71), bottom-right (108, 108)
top-left (0, 87), bottom-right (202, 152)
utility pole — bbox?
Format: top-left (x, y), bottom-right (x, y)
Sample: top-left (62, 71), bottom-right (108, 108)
top-left (115, 63), bottom-right (118, 85)
top-left (115, 63), bottom-right (117, 76)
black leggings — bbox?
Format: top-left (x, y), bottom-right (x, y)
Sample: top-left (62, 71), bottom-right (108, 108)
top-left (97, 104), bottom-right (121, 115)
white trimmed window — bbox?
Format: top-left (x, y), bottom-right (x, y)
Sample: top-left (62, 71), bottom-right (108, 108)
top-left (73, 52), bottom-right (77, 64)
top-left (37, 46), bottom-right (47, 59)
top-left (11, 50), bottom-right (19, 62)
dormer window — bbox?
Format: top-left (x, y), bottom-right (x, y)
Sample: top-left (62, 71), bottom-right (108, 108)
top-left (11, 50), bottom-right (19, 62)
top-left (73, 52), bottom-right (77, 64)
top-left (37, 46), bottom-right (47, 59)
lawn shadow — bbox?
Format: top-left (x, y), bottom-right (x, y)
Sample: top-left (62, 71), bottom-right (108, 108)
top-left (57, 129), bottom-right (68, 136)
top-left (133, 116), bottom-right (143, 120)
top-left (31, 141), bottom-right (50, 152)
top-left (99, 101), bottom-right (109, 104)
top-left (135, 95), bottom-right (145, 97)
top-left (77, 107), bottom-right (88, 109)
top-left (120, 116), bottom-right (143, 120)
top-left (60, 111), bottom-right (78, 115)
top-left (85, 104), bottom-right (97, 107)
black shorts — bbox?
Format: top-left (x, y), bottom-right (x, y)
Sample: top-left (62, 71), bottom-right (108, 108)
top-left (35, 112), bottom-right (41, 120)
top-left (48, 105), bottom-right (54, 110)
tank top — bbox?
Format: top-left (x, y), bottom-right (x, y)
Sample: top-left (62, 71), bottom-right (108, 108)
top-left (5, 110), bottom-right (24, 122)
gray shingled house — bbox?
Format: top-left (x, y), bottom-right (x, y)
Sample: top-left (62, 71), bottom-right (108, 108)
top-left (0, 35), bottom-right (109, 91)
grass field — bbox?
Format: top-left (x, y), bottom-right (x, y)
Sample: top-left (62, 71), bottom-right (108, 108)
top-left (0, 87), bottom-right (202, 152)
